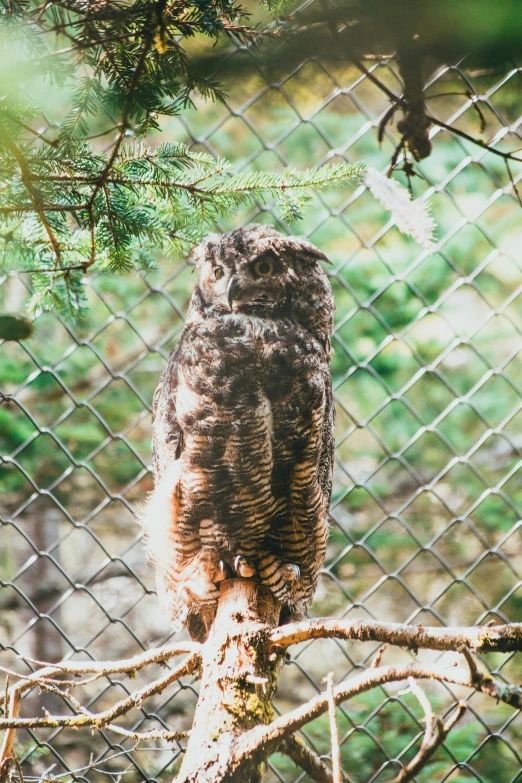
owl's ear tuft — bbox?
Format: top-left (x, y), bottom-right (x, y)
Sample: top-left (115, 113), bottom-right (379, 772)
top-left (188, 234), bottom-right (220, 268)
top-left (275, 236), bottom-right (332, 265)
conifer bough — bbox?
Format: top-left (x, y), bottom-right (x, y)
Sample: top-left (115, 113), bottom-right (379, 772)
top-left (0, 0), bottom-right (363, 318)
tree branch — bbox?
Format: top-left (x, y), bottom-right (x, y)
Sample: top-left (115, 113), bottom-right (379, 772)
top-left (3, 615), bottom-right (522, 782)
top-left (324, 672), bottom-right (341, 783)
top-left (0, 643), bottom-right (201, 766)
top-left (346, 58), bottom-right (522, 165)
top-left (85, 10), bottom-right (157, 210)
top-left (231, 658), bottom-right (522, 767)
top-left (279, 736), bottom-right (334, 783)
top-left (393, 680), bottom-right (466, 783)
top-left (269, 618), bottom-right (522, 653)
top-left (0, 652), bottom-right (199, 732)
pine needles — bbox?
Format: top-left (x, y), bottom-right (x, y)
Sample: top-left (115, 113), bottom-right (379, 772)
top-left (0, 0), bottom-right (363, 318)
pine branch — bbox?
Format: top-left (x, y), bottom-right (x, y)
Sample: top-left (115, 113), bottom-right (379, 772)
top-left (0, 2), bottom-right (368, 317)
top-left (0, 131), bottom-right (363, 314)
top-left (0, 125), bottom-right (62, 262)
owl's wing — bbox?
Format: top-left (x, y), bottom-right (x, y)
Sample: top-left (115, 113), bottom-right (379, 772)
top-left (151, 348), bottom-right (184, 481)
top-left (144, 344), bottom-right (219, 638)
top-left (259, 361), bottom-right (334, 620)
top-left (144, 349), bottom-right (186, 625)
top-left (318, 370), bottom-right (335, 501)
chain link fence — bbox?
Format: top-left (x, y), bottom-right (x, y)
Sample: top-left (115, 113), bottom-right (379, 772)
top-left (1, 18), bottom-right (522, 783)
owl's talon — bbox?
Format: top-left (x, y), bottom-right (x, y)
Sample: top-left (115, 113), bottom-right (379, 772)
top-left (234, 555), bottom-right (256, 578)
top-left (281, 564), bottom-right (300, 583)
top-left (213, 560), bottom-right (230, 583)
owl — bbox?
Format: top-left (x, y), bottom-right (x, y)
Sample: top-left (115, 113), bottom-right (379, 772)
top-left (141, 224), bottom-right (335, 641)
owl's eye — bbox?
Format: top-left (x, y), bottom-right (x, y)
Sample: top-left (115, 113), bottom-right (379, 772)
top-left (214, 266), bottom-right (224, 280)
top-left (253, 257), bottom-right (275, 277)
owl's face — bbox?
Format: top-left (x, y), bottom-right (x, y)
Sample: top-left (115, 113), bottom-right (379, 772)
top-left (190, 225), bottom-right (334, 328)
top-left (197, 246), bottom-right (297, 316)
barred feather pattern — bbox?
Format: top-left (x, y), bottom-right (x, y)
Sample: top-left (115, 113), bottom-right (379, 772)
top-left (141, 225), bottom-right (334, 640)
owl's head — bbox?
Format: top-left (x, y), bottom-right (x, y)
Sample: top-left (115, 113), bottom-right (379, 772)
top-left (188, 225), bottom-right (334, 344)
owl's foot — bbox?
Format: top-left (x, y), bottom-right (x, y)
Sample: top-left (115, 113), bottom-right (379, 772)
top-left (234, 555), bottom-right (256, 578)
top-left (213, 560), bottom-right (231, 583)
top-left (257, 552), bottom-right (304, 605)
top-left (280, 563), bottom-right (301, 584)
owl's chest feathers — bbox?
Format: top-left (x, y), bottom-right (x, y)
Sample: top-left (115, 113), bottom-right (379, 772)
top-left (176, 315), bottom-right (326, 436)
top-left (218, 312), bottom-right (274, 339)
top-left (216, 312), bottom-right (324, 363)
top-left (182, 314), bottom-right (325, 391)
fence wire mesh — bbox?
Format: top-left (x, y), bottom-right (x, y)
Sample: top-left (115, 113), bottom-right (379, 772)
top-left (1, 17), bottom-right (522, 783)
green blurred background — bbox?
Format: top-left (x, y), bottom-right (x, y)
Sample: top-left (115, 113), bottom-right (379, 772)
top-left (1, 11), bottom-right (522, 783)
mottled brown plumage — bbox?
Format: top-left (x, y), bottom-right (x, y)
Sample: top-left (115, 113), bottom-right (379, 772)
top-left (141, 225), bottom-right (334, 640)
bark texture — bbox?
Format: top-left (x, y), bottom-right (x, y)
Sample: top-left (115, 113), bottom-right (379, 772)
top-left (176, 579), bottom-right (283, 783)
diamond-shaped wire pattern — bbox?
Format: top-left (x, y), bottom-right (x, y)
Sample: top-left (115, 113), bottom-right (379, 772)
top-left (1, 30), bottom-right (522, 783)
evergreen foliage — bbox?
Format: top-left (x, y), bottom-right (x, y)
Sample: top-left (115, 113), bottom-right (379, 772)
top-left (0, 0), bottom-right (363, 318)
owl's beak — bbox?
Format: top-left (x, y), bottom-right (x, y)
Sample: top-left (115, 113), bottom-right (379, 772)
top-left (227, 277), bottom-right (242, 310)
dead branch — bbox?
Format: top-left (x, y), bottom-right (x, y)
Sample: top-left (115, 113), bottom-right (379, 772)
top-left (14, 640), bottom-right (200, 676)
top-left (346, 57), bottom-right (522, 167)
top-left (269, 618), bottom-right (522, 653)
top-left (458, 644), bottom-right (482, 685)
top-left (230, 656), bottom-right (522, 771)
top-left (0, 652), bottom-right (199, 732)
top-left (176, 579), bottom-right (283, 783)
top-left (370, 643), bottom-right (388, 668)
top-left (324, 673), bottom-right (341, 783)
top-left (279, 736), bottom-right (334, 783)
top-left (406, 677), bottom-right (436, 747)
top-left (0, 642), bottom-right (201, 769)
top-left (2, 605), bottom-right (522, 783)
top-left (392, 680), bottom-right (466, 783)
top-left (102, 725), bottom-right (189, 742)
top-left (0, 688), bottom-right (20, 781)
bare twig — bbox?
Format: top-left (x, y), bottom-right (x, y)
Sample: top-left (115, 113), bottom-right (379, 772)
top-left (0, 643), bottom-right (200, 766)
top-left (2, 674), bottom-right (8, 716)
top-left (458, 644), bottom-right (481, 685)
top-left (280, 736), bottom-right (334, 783)
top-left (102, 725), bottom-right (189, 742)
top-left (425, 113), bottom-right (522, 163)
top-left (15, 641), bottom-right (200, 673)
top-left (324, 673), bottom-right (341, 783)
top-left (393, 680), bottom-right (466, 783)
top-left (370, 643), bottom-right (388, 668)
top-left (0, 685), bottom-right (20, 780)
top-left (0, 652), bottom-right (200, 731)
